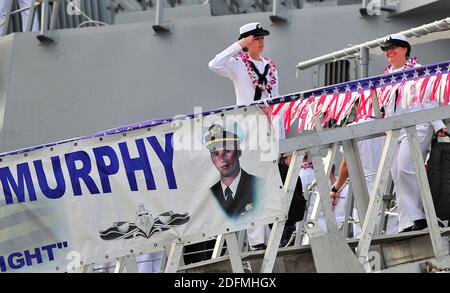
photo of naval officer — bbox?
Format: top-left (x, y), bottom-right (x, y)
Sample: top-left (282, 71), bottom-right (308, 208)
top-left (205, 123), bottom-right (263, 218)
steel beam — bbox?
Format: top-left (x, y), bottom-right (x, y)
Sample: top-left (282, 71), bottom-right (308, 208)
top-left (280, 105), bottom-right (450, 154)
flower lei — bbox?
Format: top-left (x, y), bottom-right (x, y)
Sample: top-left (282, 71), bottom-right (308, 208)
top-left (384, 56), bottom-right (418, 74)
top-left (239, 52), bottom-right (277, 92)
top-left (301, 161), bottom-right (313, 169)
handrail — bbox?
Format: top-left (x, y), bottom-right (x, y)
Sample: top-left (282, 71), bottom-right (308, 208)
top-left (296, 17), bottom-right (450, 70)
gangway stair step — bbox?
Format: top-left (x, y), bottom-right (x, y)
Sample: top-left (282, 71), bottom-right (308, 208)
top-left (177, 227), bottom-right (450, 273)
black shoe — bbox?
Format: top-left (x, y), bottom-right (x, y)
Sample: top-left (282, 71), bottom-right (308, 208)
top-left (250, 244), bottom-right (266, 251)
top-left (400, 226), bottom-right (413, 233)
top-left (411, 219), bottom-right (428, 231)
top-left (401, 219), bottom-right (444, 233)
top-left (414, 219), bottom-right (445, 230)
top-left (400, 219), bottom-right (426, 233)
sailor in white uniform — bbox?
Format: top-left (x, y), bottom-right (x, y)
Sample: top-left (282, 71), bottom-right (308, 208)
top-left (208, 22), bottom-right (279, 105)
top-left (317, 164), bottom-right (351, 233)
top-left (330, 117), bottom-right (398, 236)
top-left (302, 164), bottom-right (352, 241)
top-left (0, 0), bottom-right (39, 36)
top-left (381, 34), bottom-right (448, 232)
top-left (209, 22), bottom-right (282, 250)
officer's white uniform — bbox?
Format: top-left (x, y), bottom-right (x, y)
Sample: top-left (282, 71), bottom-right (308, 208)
top-left (209, 22), bottom-right (282, 249)
top-left (309, 117), bottom-right (397, 237)
top-left (349, 125), bottom-right (398, 236)
top-left (352, 117), bottom-right (401, 235)
top-left (316, 183), bottom-right (350, 232)
top-left (379, 33), bottom-right (446, 232)
top-left (208, 35), bottom-right (285, 140)
top-left (296, 160), bottom-right (315, 241)
top-left (299, 161), bottom-right (316, 225)
top-left (0, 0), bottom-right (39, 36)
top-left (385, 64), bottom-right (445, 231)
top-left (299, 161), bottom-right (315, 192)
top-left (208, 42), bottom-right (279, 105)
top-left (307, 134), bottom-right (398, 238)
top-left (299, 158), bottom-right (350, 236)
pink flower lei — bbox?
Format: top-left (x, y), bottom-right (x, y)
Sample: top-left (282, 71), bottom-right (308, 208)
top-left (384, 56), bottom-right (418, 74)
top-left (239, 52), bottom-right (277, 92)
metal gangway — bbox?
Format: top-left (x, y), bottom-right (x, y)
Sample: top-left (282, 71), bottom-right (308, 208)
top-left (70, 18), bottom-right (450, 274)
top-left (85, 103), bottom-right (450, 274)
top-left (74, 65), bottom-right (450, 273)
top-left (159, 19), bottom-right (450, 274)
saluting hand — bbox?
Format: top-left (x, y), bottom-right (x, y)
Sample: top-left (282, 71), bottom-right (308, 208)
top-left (238, 36), bottom-right (254, 49)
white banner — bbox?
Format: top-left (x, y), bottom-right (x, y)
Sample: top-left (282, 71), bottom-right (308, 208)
top-left (0, 106), bottom-right (288, 272)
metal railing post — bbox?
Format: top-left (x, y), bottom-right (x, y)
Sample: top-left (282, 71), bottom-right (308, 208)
top-left (152, 0), bottom-right (173, 34)
top-left (359, 46), bottom-right (369, 78)
top-left (37, 0), bottom-right (58, 43)
top-left (155, 0), bottom-right (163, 25)
top-left (49, 0), bottom-right (60, 30)
top-left (270, 0), bottom-right (291, 24)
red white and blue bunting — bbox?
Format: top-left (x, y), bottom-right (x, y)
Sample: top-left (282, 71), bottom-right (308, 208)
top-left (2, 61), bottom-right (450, 159)
top-left (269, 60), bottom-right (450, 133)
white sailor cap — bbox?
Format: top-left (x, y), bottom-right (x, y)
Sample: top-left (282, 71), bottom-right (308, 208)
top-left (238, 22), bottom-right (270, 40)
top-left (381, 33), bottom-right (411, 56)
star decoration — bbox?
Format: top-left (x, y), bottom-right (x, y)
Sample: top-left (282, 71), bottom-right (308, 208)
top-left (424, 68), bottom-right (431, 76)
top-left (356, 82), bottom-right (363, 90)
top-left (345, 85), bottom-right (352, 92)
top-left (435, 66), bottom-right (442, 74)
top-left (321, 90), bottom-right (328, 96)
top-left (446, 64), bottom-right (450, 72)
top-left (401, 73), bottom-right (408, 81)
top-left (413, 71), bottom-right (419, 79)
top-left (379, 78), bottom-right (386, 85)
top-left (333, 88), bottom-right (340, 94)
top-left (390, 75), bottom-right (397, 83)
top-left (368, 80), bottom-right (374, 88)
